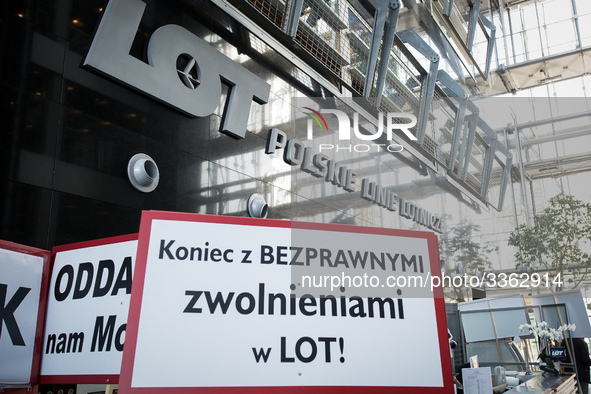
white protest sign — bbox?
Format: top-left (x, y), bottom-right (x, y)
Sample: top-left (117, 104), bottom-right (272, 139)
top-left (120, 212), bottom-right (453, 393)
top-left (40, 234), bottom-right (137, 384)
top-left (0, 240), bottom-right (50, 387)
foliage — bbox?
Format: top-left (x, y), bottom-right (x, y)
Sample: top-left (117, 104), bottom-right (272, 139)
top-left (508, 193), bottom-right (591, 290)
top-left (440, 221), bottom-right (498, 302)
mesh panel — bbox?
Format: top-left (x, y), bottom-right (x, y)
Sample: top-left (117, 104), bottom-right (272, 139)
top-left (293, 0), bottom-right (351, 76)
top-left (464, 137), bottom-right (486, 194)
top-left (345, 8), bottom-right (372, 94)
top-left (431, 0), bottom-right (490, 79)
top-left (246, 0), bottom-right (285, 28)
top-left (243, 0), bottom-right (377, 83)
top-left (208, 0), bottom-right (510, 208)
top-left (383, 55), bottom-right (422, 113)
top-left (418, 87), bottom-right (451, 161)
top-left (471, 19), bottom-right (490, 73)
top-left (488, 154), bottom-right (504, 198)
top-left (421, 133), bottom-right (438, 158)
top-left (378, 45), bottom-right (425, 142)
top-left (430, 98), bottom-right (457, 164)
top-left (431, 0), bottom-right (470, 43)
top-left (449, 2), bottom-right (469, 40)
top-left (248, 33), bottom-right (318, 91)
top-left (242, 0), bottom-right (429, 114)
top-left (485, 150), bottom-right (512, 209)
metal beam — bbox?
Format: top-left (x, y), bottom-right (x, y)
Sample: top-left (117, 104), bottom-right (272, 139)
top-left (396, 28), bottom-right (440, 145)
top-left (479, 13), bottom-right (496, 79)
top-left (449, 98), bottom-right (468, 171)
top-left (497, 0), bottom-right (511, 67)
top-left (436, 69), bottom-right (467, 99)
top-left (481, 136), bottom-right (497, 197)
top-left (477, 117), bottom-right (513, 207)
top-left (210, 0), bottom-right (342, 97)
top-left (283, 0), bottom-right (305, 37)
top-left (459, 115), bottom-right (478, 180)
top-left (417, 64), bottom-right (438, 146)
top-left (571, 0), bottom-right (583, 49)
top-left (443, 0), bottom-right (454, 16)
top-left (524, 152), bottom-right (591, 171)
top-left (507, 6), bottom-right (517, 64)
top-left (436, 70), bottom-right (469, 172)
top-left (522, 127), bottom-right (591, 147)
top-left (363, 2), bottom-right (390, 97)
top-left (457, 113), bottom-right (512, 208)
top-left (498, 156), bottom-right (512, 211)
top-left (374, 1), bottom-right (401, 106)
top-left (466, 0), bottom-right (481, 51)
top-left (496, 110), bottom-right (591, 132)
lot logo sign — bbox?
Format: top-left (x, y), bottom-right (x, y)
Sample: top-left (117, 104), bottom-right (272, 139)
top-left (84, 0), bottom-right (270, 139)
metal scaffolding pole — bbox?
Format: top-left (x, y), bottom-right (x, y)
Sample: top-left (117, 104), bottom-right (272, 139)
top-left (571, 0), bottom-right (583, 49)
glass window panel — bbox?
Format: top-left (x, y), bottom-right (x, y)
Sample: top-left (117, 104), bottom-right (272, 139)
top-left (540, 305), bottom-right (562, 329)
top-left (542, 0), bottom-right (574, 25)
top-left (492, 310), bottom-right (530, 339)
top-left (576, 0), bottom-right (591, 16)
top-left (579, 14), bottom-right (591, 46)
top-left (461, 311), bottom-right (496, 343)
top-left (521, 6), bottom-right (540, 31)
top-left (466, 339), bottom-right (525, 369)
top-left (509, 7), bottom-right (524, 31)
top-left (545, 21), bottom-right (577, 55)
top-left (522, 28), bottom-right (544, 60)
top-left (550, 79), bottom-right (588, 97)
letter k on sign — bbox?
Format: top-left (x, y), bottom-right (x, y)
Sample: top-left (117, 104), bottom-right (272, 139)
top-left (0, 284), bottom-right (31, 346)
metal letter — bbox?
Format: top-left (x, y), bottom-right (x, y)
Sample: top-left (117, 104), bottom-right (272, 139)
top-left (84, 0), bottom-right (270, 139)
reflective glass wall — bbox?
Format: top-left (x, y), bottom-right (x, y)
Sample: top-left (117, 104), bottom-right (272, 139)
top-left (3, 0), bottom-right (591, 301)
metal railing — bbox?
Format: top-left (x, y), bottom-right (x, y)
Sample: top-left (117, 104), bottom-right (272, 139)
top-left (214, 0), bottom-right (512, 210)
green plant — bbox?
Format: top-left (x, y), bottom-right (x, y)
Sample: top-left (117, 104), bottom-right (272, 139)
top-left (508, 193), bottom-right (591, 290)
top-left (440, 221), bottom-right (498, 302)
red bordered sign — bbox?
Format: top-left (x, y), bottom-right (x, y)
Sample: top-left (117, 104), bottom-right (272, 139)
top-left (119, 211), bottom-right (453, 394)
top-left (40, 234), bottom-right (138, 384)
top-left (0, 240), bottom-right (51, 387)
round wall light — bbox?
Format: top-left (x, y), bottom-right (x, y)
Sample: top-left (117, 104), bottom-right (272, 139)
top-left (248, 193), bottom-right (268, 218)
top-left (127, 153), bottom-right (160, 192)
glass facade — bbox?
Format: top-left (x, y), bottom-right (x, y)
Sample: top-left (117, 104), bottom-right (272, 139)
top-left (4, 1), bottom-right (591, 393)
top-left (2, 0), bottom-right (591, 300)
top-left (0, 0), bottom-right (461, 247)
